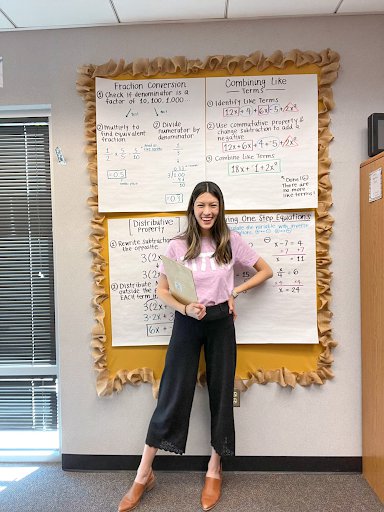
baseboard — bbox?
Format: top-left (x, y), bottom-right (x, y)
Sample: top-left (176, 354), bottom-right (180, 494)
top-left (62, 454), bottom-right (362, 473)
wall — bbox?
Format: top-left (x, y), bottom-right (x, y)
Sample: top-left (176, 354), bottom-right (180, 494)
top-left (1, 14), bottom-right (382, 457)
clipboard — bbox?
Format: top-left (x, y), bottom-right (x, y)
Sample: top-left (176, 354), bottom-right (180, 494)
top-left (160, 255), bottom-right (198, 305)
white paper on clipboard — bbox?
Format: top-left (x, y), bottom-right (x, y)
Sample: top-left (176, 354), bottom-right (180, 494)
top-left (160, 255), bottom-right (198, 305)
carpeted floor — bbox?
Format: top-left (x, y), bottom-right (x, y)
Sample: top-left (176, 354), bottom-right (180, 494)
top-left (0, 463), bottom-right (383, 512)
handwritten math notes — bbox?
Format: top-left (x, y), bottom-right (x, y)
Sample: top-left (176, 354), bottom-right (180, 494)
top-left (205, 74), bottom-right (318, 209)
top-left (96, 74), bottom-right (318, 212)
top-left (108, 216), bottom-right (186, 346)
top-left (96, 77), bottom-right (206, 212)
top-left (108, 212), bottom-right (317, 346)
top-left (228, 212), bottom-right (317, 344)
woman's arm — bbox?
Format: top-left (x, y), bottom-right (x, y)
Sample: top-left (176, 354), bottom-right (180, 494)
top-left (156, 273), bottom-right (206, 320)
top-left (234, 257), bottom-right (273, 295)
top-left (228, 257), bottom-right (273, 318)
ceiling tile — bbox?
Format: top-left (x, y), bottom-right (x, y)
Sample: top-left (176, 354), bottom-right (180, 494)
top-left (113, 0), bottom-right (226, 22)
top-left (228, 0), bottom-right (340, 18)
top-left (0, 11), bottom-right (14, 29)
top-left (0, 0), bottom-right (118, 28)
top-left (338, 0), bottom-right (384, 13)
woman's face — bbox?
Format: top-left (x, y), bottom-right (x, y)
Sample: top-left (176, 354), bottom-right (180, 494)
top-left (193, 192), bottom-right (220, 236)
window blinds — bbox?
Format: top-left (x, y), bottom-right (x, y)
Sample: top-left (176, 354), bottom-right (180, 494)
top-left (0, 377), bottom-right (57, 430)
top-left (0, 117), bottom-right (57, 431)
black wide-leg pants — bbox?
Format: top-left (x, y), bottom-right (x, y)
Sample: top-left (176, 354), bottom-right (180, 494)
top-left (146, 302), bottom-right (236, 457)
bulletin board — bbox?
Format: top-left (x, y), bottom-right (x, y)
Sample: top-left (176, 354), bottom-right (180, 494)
top-left (77, 49), bottom-right (339, 397)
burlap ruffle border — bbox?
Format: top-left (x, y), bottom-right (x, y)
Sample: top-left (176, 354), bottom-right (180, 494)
top-left (77, 49), bottom-right (340, 397)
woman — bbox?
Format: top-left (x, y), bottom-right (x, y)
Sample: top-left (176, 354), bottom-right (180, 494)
top-left (118, 181), bottom-right (273, 512)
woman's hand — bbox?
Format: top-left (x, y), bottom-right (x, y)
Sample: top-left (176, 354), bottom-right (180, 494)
top-left (228, 295), bottom-right (238, 321)
top-left (186, 302), bottom-right (206, 320)
top-left (157, 274), bottom-right (206, 320)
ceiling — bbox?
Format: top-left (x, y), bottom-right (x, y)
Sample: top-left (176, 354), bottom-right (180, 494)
top-left (0, 0), bottom-right (383, 31)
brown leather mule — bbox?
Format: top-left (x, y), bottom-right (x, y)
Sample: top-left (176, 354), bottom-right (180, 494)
top-left (118, 469), bottom-right (155, 512)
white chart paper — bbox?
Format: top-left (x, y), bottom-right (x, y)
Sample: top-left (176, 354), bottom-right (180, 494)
top-left (96, 74), bottom-right (319, 212)
top-left (108, 212), bottom-right (317, 346)
top-left (108, 216), bottom-right (186, 345)
top-left (205, 74), bottom-right (318, 209)
top-left (96, 77), bottom-right (206, 212)
top-left (229, 212), bottom-right (317, 343)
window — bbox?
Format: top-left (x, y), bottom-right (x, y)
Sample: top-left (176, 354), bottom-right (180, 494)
top-left (0, 116), bottom-right (58, 456)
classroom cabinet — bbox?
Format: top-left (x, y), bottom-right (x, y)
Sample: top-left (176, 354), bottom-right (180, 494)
top-left (360, 152), bottom-right (384, 503)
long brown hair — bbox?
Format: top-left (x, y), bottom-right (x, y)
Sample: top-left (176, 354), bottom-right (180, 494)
top-left (177, 181), bottom-right (232, 265)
